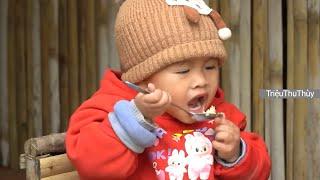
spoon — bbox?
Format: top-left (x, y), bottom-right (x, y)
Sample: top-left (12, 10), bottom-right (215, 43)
top-left (124, 81), bottom-right (222, 121)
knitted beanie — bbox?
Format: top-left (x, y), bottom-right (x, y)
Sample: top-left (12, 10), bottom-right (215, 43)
top-left (115, 0), bottom-right (229, 83)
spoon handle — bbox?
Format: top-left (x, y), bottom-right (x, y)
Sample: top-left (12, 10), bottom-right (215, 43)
top-left (125, 81), bottom-right (150, 94)
top-left (124, 81), bottom-right (191, 115)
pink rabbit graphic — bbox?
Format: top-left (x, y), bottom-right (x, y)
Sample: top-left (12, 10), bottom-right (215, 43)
top-left (185, 132), bottom-right (213, 180)
top-left (165, 149), bottom-right (187, 180)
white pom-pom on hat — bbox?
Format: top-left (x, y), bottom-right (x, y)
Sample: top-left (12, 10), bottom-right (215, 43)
top-left (218, 27), bottom-right (232, 40)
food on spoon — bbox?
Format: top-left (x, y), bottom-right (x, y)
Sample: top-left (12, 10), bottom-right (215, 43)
top-left (204, 106), bottom-right (216, 116)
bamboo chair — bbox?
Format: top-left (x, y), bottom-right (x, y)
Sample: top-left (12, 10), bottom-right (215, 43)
top-left (20, 133), bottom-right (79, 180)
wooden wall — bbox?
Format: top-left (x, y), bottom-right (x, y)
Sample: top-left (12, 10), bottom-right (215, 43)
top-left (0, 0), bottom-right (319, 179)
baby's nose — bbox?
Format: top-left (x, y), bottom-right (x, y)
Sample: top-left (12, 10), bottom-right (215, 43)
top-left (191, 73), bottom-right (208, 88)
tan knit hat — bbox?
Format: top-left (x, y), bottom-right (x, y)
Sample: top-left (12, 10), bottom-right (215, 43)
top-left (115, 0), bottom-right (229, 83)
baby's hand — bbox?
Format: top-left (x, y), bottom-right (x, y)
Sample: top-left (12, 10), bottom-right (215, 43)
top-left (134, 83), bottom-right (171, 120)
top-left (212, 114), bottom-right (241, 162)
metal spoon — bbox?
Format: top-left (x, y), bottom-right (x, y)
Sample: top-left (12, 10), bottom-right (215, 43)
top-left (124, 81), bottom-right (222, 121)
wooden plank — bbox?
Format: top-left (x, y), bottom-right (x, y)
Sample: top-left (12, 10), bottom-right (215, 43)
top-left (307, 0), bottom-right (320, 179)
top-left (252, 0), bottom-right (267, 137)
top-left (58, 0), bottom-right (70, 132)
top-left (40, 154), bottom-right (75, 178)
top-left (0, 0), bottom-right (9, 167)
top-left (40, 0), bottom-right (51, 135)
top-left (239, 0), bottom-right (251, 131)
top-left (47, 0), bottom-right (60, 133)
top-left (42, 171), bottom-right (79, 180)
top-left (68, 0), bottom-right (80, 113)
top-left (268, 0), bottom-right (285, 179)
top-left (293, 0), bottom-right (308, 179)
top-left (7, 0), bottom-right (19, 169)
top-left (31, 0), bottom-right (43, 137)
top-left (286, 0), bottom-right (294, 179)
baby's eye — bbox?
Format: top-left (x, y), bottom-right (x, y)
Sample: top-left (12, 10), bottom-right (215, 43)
top-left (205, 65), bottom-right (217, 70)
top-left (175, 69), bottom-right (190, 74)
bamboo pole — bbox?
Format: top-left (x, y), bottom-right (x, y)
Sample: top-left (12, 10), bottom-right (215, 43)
top-left (0, 0), bottom-right (9, 167)
top-left (78, 0), bottom-right (97, 100)
top-left (307, 0), bottom-right (320, 179)
top-left (84, 0), bottom-right (97, 96)
top-left (40, 0), bottom-right (51, 135)
top-left (79, 0), bottom-right (88, 102)
top-left (58, 0), bottom-right (70, 132)
top-left (286, 0), bottom-right (294, 179)
top-left (68, 0), bottom-right (80, 113)
top-left (107, 1), bottom-right (120, 70)
top-left (263, 11), bottom-right (271, 176)
top-left (40, 154), bottom-right (75, 178)
top-left (209, 0), bottom-right (219, 11)
top-left (239, 0), bottom-right (251, 131)
top-left (31, 0), bottom-right (43, 137)
top-left (223, 0), bottom-right (241, 108)
top-left (47, 0), bottom-right (60, 133)
top-left (293, 0), bottom-right (308, 179)
top-left (24, 133), bottom-right (66, 157)
top-left (97, 0), bottom-right (120, 76)
top-left (26, 0), bottom-right (34, 139)
top-left (7, 0), bottom-right (19, 169)
top-left (219, 0), bottom-right (232, 103)
top-left (15, 0), bottom-right (28, 157)
top-left (96, 0), bottom-right (109, 78)
top-left (252, 0), bottom-right (267, 137)
top-left (268, 0), bottom-right (285, 179)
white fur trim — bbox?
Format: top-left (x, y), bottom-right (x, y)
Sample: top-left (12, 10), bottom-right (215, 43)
top-left (166, 0), bottom-right (212, 15)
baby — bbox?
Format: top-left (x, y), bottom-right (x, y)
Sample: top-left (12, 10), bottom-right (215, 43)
top-left (66, 0), bottom-right (271, 179)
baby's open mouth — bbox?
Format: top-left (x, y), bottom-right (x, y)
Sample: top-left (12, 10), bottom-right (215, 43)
top-left (187, 94), bottom-right (207, 113)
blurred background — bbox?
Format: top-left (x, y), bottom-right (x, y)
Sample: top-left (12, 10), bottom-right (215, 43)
top-left (0, 0), bottom-right (319, 179)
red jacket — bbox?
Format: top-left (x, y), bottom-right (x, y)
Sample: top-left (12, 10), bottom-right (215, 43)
top-left (66, 70), bottom-right (271, 180)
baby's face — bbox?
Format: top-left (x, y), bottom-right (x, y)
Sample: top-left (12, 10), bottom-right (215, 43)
top-left (142, 57), bottom-right (219, 124)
